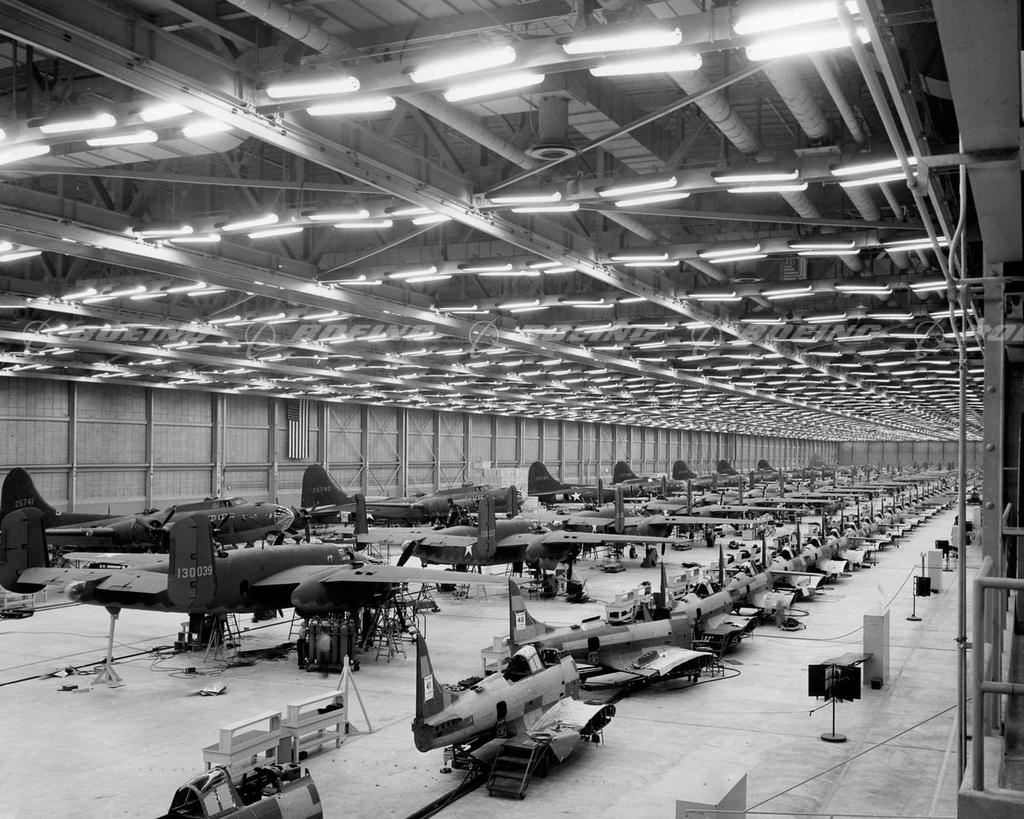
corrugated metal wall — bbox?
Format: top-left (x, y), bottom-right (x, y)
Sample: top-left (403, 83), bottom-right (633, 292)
top-left (837, 440), bottom-right (982, 469)
top-left (0, 378), bottom-right (839, 512)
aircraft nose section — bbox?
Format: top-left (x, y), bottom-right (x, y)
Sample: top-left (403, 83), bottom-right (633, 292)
top-left (274, 506), bottom-right (295, 531)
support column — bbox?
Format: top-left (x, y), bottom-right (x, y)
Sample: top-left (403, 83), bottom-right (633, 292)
top-left (318, 402), bottom-right (329, 468)
top-left (268, 399), bottom-right (278, 503)
top-left (397, 407), bottom-right (408, 496)
top-left (145, 388), bottom-right (155, 508)
top-left (68, 381), bottom-right (78, 512)
top-left (432, 412), bottom-right (441, 491)
top-left (981, 272), bottom-right (1006, 733)
top-left (212, 394), bottom-right (224, 496)
top-left (360, 404), bottom-right (369, 495)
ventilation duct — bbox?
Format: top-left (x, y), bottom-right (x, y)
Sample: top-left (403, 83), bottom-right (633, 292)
top-left (526, 96), bottom-right (576, 161)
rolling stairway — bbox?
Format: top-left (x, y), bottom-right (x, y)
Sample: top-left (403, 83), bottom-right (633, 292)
top-left (486, 737), bottom-right (551, 799)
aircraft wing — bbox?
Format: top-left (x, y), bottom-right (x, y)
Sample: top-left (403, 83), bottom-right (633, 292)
top-left (641, 514), bottom-right (748, 527)
top-left (815, 558), bottom-right (849, 576)
top-left (406, 532), bottom-right (478, 550)
top-left (770, 570), bottom-right (825, 589)
top-left (12, 565), bottom-right (168, 596)
top-left (539, 530), bottom-right (681, 548)
top-left (584, 647), bottom-right (714, 687)
top-left (522, 698), bottom-right (616, 762)
top-left (60, 551), bottom-right (168, 569)
top-left (840, 547), bottom-right (866, 566)
top-left (253, 563), bottom-right (504, 589)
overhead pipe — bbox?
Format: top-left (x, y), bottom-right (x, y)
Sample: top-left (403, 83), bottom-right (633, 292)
top-left (223, 0), bottom-right (354, 58)
top-left (810, 53), bottom-right (866, 144)
top-left (668, 67), bottom-right (861, 272)
top-left (762, 62), bottom-right (830, 140)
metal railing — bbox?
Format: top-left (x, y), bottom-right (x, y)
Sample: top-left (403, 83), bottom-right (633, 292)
top-left (971, 555), bottom-right (1024, 791)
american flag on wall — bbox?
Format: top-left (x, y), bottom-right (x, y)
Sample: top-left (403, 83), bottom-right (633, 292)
top-left (285, 399), bottom-right (310, 459)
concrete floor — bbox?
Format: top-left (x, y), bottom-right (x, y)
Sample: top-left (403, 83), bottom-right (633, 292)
top-left (1, 503), bottom-right (971, 818)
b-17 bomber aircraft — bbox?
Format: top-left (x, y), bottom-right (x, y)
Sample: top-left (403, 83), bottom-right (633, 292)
top-left (411, 633), bottom-right (616, 784)
top-left (300, 464), bottom-right (520, 525)
top-left (2, 467), bottom-right (295, 551)
top-left (396, 496), bottom-right (684, 573)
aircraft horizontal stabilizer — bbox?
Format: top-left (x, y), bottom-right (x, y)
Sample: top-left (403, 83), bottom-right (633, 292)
top-left (816, 559), bottom-right (849, 576)
top-left (263, 563), bottom-right (506, 587)
top-left (43, 525), bottom-right (117, 539)
top-left (585, 647), bottom-right (714, 686)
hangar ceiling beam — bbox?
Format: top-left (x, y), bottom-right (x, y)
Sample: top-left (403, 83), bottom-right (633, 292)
top-left (0, 0), bottom-right (960, 435)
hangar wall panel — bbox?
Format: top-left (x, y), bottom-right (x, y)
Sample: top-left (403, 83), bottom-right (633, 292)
top-left (521, 418), bottom-right (540, 464)
top-left (77, 469), bottom-right (146, 509)
top-left (0, 379), bottom-right (68, 417)
top-left (153, 424), bottom-right (211, 464)
top-left (0, 420), bottom-right (68, 465)
top-left (837, 440), bottom-right (980, 468)
top-left (77, 421), bottom-right (146, 464)
top-left (153, 391), bottom-right (211, 424)
top-left (27, 470), bottom-right (70, 507)
top-left (328, 404), bottom-right (363, 469)
top-left (76, 383), bottom-right (146, 421)
top-left (153, 469), bottom-right (212, 502)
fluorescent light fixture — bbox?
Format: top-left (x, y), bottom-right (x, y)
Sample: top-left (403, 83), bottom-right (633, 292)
top-left (704, 253), bottom-right (767, 264)
top-left (82, 285), bottom-right (147, 303)
top-left (488, 191), bottom-right (562, 205)
top-left (501, 299), bottom-right (541, 310)
top-left (590, 51), bottom-right (701, 76)
top-left (867, 312), bottom-right (915, 321)
top-left (713, 168), bottom-right (799, 184)
top-left (39, 112), bottom-right (116, 134)
top-left (169, 233), bottom-right (221, 244)
top-left (805, 313), bottom-right (848, 323)
top-left (745, 22), bottom-right (870, 61)
top-left (307, 209), bottom-right (370, 222)
top-left (623, 260), bottom-right (677, 268)
top-left (598, 176), bottom-right (677, 198)
top-left (831, 155), bottom-right (918, 177)
top-left (727, 182), bottom-right (809, 193)
top-left (63, 287), bottom-right (97, 300)
top-left (266, 75), bottom-right (359, 99)
top-left (403, 274), bottom-right (452, 284)
top-left (510, 203), bottom-right (580, 213)
top-left (692, 291), bottom-right (741, 302)
top-left (86, 129), bottom-right (159, 147)
top-left (248, 226), bottom-right (303, 239)
top-left (542, 266), bottom-right (576, 274)
top-left (614, 191), bottom-right (691, 208)
top-left (789, 240), bottom-right (857, 251)
top-left (129, 224), bottom-right (193, 239)
top-left (741, 317), bottom-right (784, 324)
top-left (609, 252), bottom-right (669, 262)
top-left (883, 236), bottom-right (949, 251)
top-left (336, 275), bottom-right (382, 286)
top-left (839, 171), bottom-right (914, 188)
top-left (139, 103), bottom-right (191, 122)
top-left (833, 283), bottom-right (892, 294)
top-left (386, 205), bottom-right (431, 218)
top-left (562, 26), bottom-right (681, 55)
top-left (734, 1), bottom-right (860, 35)
top-left (0, 143), bottom-right (50, 165)
top-left (698, 244), bottom-right (761, 260)
top-left (907, 278), bottom-right (947, 292)
top-left (528, 260), bottom-right (562, 269)
top-left (334, 219), bottom-right (394, 229)
top-left (460, 263), bottom-right (513, 273)
top-left (221, 213), bottom-right (278, 232)
top-left (182, 119), bottom-right (233, 138)
top-left (479, 269), bottom-right (540, 277)
top-left (307, 96), bottom-right (396, 116)
top-left (388, 266), bottom-right (438, 280)
top-left (0, 249), bottom-right (42, 263)
top-left (411, 213), bottom-right (453, 225)
top-left (798, 249), bottom-right (861, 257)
top-left (443, 71), bottom-right (544, 102)
top-left (410, 45), bottom-right (517, 84)
top-left (763, 284), bottom-right (813, 299)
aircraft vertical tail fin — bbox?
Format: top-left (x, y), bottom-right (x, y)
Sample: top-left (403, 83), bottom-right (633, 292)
top-left (660, 476), bottom-right (667, 497)
top-left (757, 459), bottom-right (772, 471)
top-left (717, 460), bottom-right (737, 475)
top-left (0, 509), bottom-right (49, 593)
top-left (506, 485), bottom-right (521, 517)
top-left (1, 468), bottom-right (56, 520)
top-left (527, 462), bottom-right (567, 496)
top-left (354, 494), bottom-right (369, 536)
top-left (672, 461), bottom-right (697, 481)
top-left (414, 634), bottom-right (446, 721)
top-left (596, 477), bottom-right (604, 503)
top-left (473, 495), bottom-right (497, 563)
top-left (508, 578), bottom-right (552, 649)
top-left (166, 513), bottom-right (218, 609)
top-left (301, 465), bottom-right (352, 509)
top-left (613, 486), bottom-right (625, 534)
top-left (612, 461), bottom-right (638, 484)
